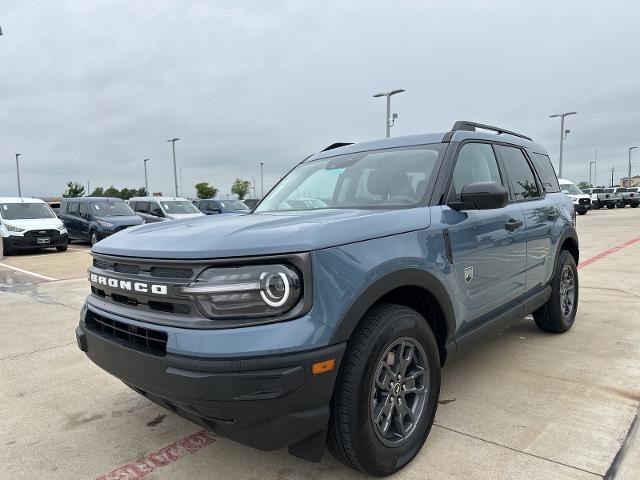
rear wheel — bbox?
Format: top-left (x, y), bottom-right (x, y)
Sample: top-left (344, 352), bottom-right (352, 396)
top-left (606, 204), bottom-right (615, 209)
top-left (328, 304), bottom-right (440, 476)
top-left (534, 250), bottom-right (578, 333)
top-left (631, 203), bottom-right (639, 208)
top-left (616, 202), bottom-right (625, 208)
top-left (577, 210), bottom-right (587, 215)
top-left (56, 246), bottom-right (68, 252)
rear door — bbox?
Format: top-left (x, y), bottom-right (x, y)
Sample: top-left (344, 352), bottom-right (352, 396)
top-left (78, 203), bottom-right (91, 240)
top-left (442, 142), bottom-right (527, 330)
top-left (65, 202), bottom-right (80, 238)
top-left (495, 145), bottom-right (556, 292)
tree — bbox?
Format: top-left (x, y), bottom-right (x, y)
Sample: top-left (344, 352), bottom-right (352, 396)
top-left (231, 178), bottom-right (251, 200)
top-left (577, 181), bottom-right (590, 190)
top-left (62, 181), bottom-right (85, 198)
top-left (195, 182), bottom-right (218, 199)
top-left (90, 186), bottom-right (105, 197)
top-left (103, 186), bottom-right (120, 198)
top-left (118, 188), bottom-right (132, 200)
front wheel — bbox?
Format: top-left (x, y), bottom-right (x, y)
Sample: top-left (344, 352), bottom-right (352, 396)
top-left (534, 250), bottom-right (578, 333)
top-left (328, 304), bottom-right (441, 476)
top-left (616, 203), bottom-right (625, 208)
top-left (56, 245), bottom-right (68, 252)
top-left (577, 210), bottom-right (587, 215)
top-left (631, 203), bottom-right (639, 208)
top-left (90, 231), bottom-right (99, 246)
top-left (606, 204), bottom-right (615, 209)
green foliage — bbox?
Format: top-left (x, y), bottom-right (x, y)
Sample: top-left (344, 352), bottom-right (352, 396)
top-left (90, 186), bottom-right (105, 197)
top-left (231, 178), bottom-right (252, 200)
top-left (195, 182), bottom-right (219, 199)
top-left (62, 181), bottom-right (85, 198)
top-left (103, 186), bottom-right (120, 198)
top-left (577, 181), bottom-right (590, 190)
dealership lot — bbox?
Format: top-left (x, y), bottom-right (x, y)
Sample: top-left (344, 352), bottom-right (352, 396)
top-left (0, 209), bottom-right (639, 480)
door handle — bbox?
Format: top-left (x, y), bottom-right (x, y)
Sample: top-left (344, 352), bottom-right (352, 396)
top-left (505, 219), bottom-right (523, 231)
top-left (548, 210), bottom-right (560, 220)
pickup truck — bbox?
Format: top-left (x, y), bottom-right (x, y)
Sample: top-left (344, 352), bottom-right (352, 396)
top-left (582, 188), bottom-right (623, 209)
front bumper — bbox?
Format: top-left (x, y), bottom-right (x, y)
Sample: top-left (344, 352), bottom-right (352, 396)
top-left (573, 203), bottom-right (591, 213)
top-left (75, 309), bottom-right (345, 453)
top-left (3, 232), bottom-right (68, 250)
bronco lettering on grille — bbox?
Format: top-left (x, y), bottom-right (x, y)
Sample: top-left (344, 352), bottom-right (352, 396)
top-left (89, 273), bottom-right (168, 295)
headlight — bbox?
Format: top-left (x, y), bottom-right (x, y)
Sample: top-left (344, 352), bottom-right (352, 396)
top-left (5, 224), bottom-right (24, 233)
top-left (97, 220), bottom-right (114, 227)
top-left (57, 224), bottom-right (67, 232)
top-left (180, 264), bottom-right (302, 318)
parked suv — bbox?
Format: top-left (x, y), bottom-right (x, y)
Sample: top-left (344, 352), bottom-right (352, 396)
top-left (128, 196), bottom-right (204, 223)
top-left (59, 197), bottom-right (144, 246)
top-left (582, 187), bottom-right (623, 209)
top-left (0, 197), bottom-right (68, 255)
top-left (559, 178), bottom-right (591, 215)
top-left (193, 198), bottom-right (250, 215)
top-left (612, 187), bottom-right (639, 208)
top-left (76, 122), bottom-right (579, 476)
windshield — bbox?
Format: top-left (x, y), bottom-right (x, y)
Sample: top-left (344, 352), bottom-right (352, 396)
top-left (0, 202), bottom-right (56, 220)
top-left (160, 200), bottom-right (200, 214)
top-left (255, 144), bottom-right (445, 212)
top-left (219, 200), bottom-right (248, 211)
top-left (90, 202), bottom-right (135, 217)
top-left (560, 182), bottom-right (584, 195)
top-left (629, 187), bottom-right (639, 192)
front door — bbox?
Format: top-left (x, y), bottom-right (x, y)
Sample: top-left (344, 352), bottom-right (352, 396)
top-left (442, 142), bottom-right (527, 331)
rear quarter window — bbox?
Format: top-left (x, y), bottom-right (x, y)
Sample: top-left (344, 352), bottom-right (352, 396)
top-left (531, 153), bottom-right (560, 193)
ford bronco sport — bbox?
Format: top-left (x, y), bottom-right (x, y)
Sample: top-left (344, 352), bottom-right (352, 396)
top-left (76, 121), bottom-right (579, 476)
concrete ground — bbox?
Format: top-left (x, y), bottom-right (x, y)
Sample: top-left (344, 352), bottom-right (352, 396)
top-left (0, 208), bottom-right (639, 480)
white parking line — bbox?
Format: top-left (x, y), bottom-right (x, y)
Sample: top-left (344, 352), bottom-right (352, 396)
top-left (0, 262), bottom-right (58, 281)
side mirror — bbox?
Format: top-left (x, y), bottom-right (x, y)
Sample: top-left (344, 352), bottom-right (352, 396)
top-left (449, 182), bottom-right (508, 211)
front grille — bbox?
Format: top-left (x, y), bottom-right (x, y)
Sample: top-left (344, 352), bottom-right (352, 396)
top-left (24, 229), bottom-right (59, 239)
top-left (579, 198), bottom-right (591, 205)
top-left (93, 259), bottom-right (109, 270)
top-left (91, 286), bottom-right (191, 315)
top-left (114, 263), bottom-right (140, 275)
top-left (85, 312), bottom-right (168, 356)
top-left (151, 267), bottom-right (193, 279)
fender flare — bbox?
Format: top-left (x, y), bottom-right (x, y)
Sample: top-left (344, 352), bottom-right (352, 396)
top-left (329, 268), bottom-right (456, 346)
top-left (553, 226), bottom-right (579, 276)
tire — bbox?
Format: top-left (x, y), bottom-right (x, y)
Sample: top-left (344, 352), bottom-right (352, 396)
top-left (631, 203), bottom-right (639, 208)
top-left (616, 203), bottom-right (625, 208)
top-left (533, 250), bottom-right (578, 333)
top-left (606, 204), bottom-right (615, 209)
top-left (578, 210), bottom-right (587, 215)
top-left (2, 240), bottom-right (12, 256)
top-left (56, 246), bottom-right (68, 252)
top-left (90, 231), bottom-right (99, 246)
top-left (328, 304), bottom-right (441, 476)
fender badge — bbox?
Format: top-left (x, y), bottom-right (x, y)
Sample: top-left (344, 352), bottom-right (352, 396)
top-left (464, 266), bottom-right (473, 283)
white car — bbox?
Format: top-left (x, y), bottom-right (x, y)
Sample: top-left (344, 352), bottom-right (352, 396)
top-left (128, 196), bottom-right (205, 223)
top-left (558, 179), bottom-right (591, 215)
top-left (0, 197), bottom-right (69, 255)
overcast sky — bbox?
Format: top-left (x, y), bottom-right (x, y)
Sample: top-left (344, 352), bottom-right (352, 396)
top-left (1, 0), bottom-right (639, 199)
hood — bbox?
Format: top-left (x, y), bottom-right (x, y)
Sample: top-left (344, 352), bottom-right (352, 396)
top-left (95, 215), bottom-right (144, 227)
top-left (566, 193), bottom-right (590, 201)
top-left (166, 212), bottom-right (205, 219)
top-left (2, 217), bottom-right (64, 230)
top-left (92, 208), bottom-right (431, 259)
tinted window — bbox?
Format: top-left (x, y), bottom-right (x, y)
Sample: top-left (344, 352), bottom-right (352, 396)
top-left (149, 202), bottom-right (163, 216)
top-left (531, 153), bottom-right (560, 193)
top-left (451, 143), bottom-right (502, 200)
top-left (136, 202), bottom-right (149, 213)
top-left (0, 203), bottom-right (56, 220)
top-left (496, 145), bottom-right (540, 200)
top-left (60, 202), bottom-right (68, 214)
top-left (90, 202), bottom-right (134, 216)
top-left (78, 203), bottom-right (89, 216)
top-left (68, 202), bottom-right (79, 216)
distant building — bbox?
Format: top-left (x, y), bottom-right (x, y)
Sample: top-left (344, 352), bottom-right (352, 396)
top-left (620, 175), bottom-right (640, 188)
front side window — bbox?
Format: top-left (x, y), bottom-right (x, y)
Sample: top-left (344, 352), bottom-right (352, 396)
top-left (90, 202), bottom-right (135, 217)
top-left (451, 143), bottom-right (502, 200)
top-left (149, 202), bottom-right (164, 216)
top-left (255, 144), bottom-right (445, 212)
top-left (160, 201), bottom-right (199, 214)
top-left (78, 203), bottom-right (89, 216)
top-left (0, 202), bottom-right (56, 220)
top-left (496, 145), bottom-right (540, 201)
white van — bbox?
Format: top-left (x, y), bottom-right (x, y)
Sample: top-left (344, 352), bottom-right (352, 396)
top-left (558, 179), bottom-right (592, 215)
top-left (0, 197), bottom-right (69, 255)
top-left (128, 196), bottom-right (204, 223)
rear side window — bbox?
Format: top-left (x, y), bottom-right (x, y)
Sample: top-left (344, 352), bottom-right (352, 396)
top-left (451, 143), bottom-right (502, 200)
top-left (496, 145), bottom-right (540, 201)
top-left (78, 203), bottom-right (89, 216)
top-left (60, 202), bottom-right (68, 214)
top-left (137, 202), bottom-right (149, 213)
top-left (531, 153), bottom-right (560, 193)
top-left (68, 202), bottom-right (79, 216)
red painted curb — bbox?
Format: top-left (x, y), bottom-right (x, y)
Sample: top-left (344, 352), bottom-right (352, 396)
top-left (96, 429), bottom-right (218, 480)
top-left (578, 236), bottom-right (640, 270)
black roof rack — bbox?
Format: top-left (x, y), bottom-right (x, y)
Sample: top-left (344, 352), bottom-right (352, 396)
top-left (451, 121), bottom-right (532, 141)
top-left (321, 142), bottom-right (353, 152)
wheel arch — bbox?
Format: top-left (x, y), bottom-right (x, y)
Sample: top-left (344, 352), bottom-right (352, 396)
top-left (330, 269), bottom-right (456, 365)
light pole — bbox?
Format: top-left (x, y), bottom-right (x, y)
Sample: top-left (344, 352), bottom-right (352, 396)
top-left (144, 159), bottom-right (150, 195)
top-left (628, 147), bottom-right (637, 188)
top-left (15, 153), bottom-right (22, 197)
top-left (549, 111), bottom-right (577, 178)
top-left (179, 164), bottom-right (188, 197)
top-left (373, 89), bottom-right (405, 138)
top-left (166, 138), bottom-right (180, 197)
top-left (610, 167), bottom-right (615, 187)
top-left (87, 180), bottom-right (90, 196)
top-left (593, 145), bottom-right (598, 187)
top-left (589, 161), bottom-right (595, 187)
top-left (260, 162), bottom-right (264, 198)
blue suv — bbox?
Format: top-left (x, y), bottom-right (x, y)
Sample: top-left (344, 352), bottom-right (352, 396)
top-left (75, 122), bottom-right (578, 476)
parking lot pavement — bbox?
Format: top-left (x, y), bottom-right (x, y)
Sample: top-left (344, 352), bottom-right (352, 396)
top-left (0, 208), bottom-right (639, 480)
